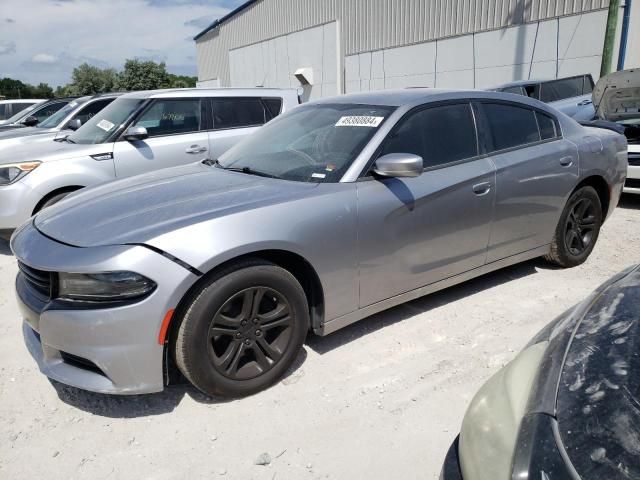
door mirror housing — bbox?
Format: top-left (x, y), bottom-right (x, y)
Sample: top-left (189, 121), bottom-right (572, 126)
top-left (22, 116), bottom-right (38, 127)
top-left (123, 126), bottom-right (148, 142)
top-left (373, 153), bottom-right (423, 178)
top-left (67, 119), bottom-right (82, 131)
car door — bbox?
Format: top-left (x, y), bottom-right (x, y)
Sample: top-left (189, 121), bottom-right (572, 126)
top-left (207, 97), bottom-right (276, 159)
top-left (476, 101), bottom-right (579, 263)
top-left (356, 102), bottom-right (496, 308)
top-left (112, 97), bottom-right (209, 178)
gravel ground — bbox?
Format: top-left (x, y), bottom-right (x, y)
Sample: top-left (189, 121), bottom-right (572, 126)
top-left (1, 194), bottom-right (639, 480)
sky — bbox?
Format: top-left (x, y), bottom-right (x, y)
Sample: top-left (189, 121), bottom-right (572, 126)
top-left (0, 0), bottom-right (246, 87)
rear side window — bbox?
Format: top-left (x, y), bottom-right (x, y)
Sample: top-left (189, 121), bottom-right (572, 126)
top-left (212, 97), bottom-right (266, 130)
top-left (0, 104), bottom-right (7, 120)
top-left (381, 103), bottom-right (478, 168)
top-left (536, 111), bottom-right (557, 140)
top-left (583, 75), bottom-right (594, 94)
top-left (483, 103), bottom-right (540, 151)
top-left (133, 99), bottom-right (202, 137)
top-left (263, 98), bottom-right (283, 120)
top-left (501, 86), bottom-right (525, 96)
top-left (540, 77), bottom-right (584, 102)
top-left (71, 99), bottom-right (114, 126)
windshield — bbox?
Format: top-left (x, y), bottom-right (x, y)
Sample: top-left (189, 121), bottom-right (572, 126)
top-left (37, 100), bottom-right (81, 128)
top-left (217, 103), bottom-right (395, 183)
top-left (68, 98), bottom-right (145, 144)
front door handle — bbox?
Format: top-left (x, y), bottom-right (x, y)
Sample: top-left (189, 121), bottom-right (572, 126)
top-left (472, 182), bottom-right (491, 196)
top-left (560, 156), bottom-right (574, 167)
top-left (186, 145), bottom-right (207, 154)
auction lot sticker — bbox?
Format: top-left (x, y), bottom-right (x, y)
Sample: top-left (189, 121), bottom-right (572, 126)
top-left (97, 119), bottom-right (115, 132)
top-left (335, 116), bottom-right (384, 127)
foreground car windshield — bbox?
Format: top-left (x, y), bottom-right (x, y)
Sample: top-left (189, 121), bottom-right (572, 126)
top-left (68, 98), bottom-right (144, 144)
top-left (217, 103), bottom-right (395, 182)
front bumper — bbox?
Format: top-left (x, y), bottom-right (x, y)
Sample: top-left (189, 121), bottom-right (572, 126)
top-left (12, 221), bottom-right (199, 394)
top-left (623, 164), bottom-right (640, 194)
top-left (0, 180), bottom-right (40, 230)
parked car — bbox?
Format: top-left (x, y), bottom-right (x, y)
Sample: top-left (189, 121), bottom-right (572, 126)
top-left (587, 68), bottom-right (640, 194)
top-left (11, 89), bottom-right (626, 397)
top-left (0, 97), bottom-right (79, 132)
top-left (0, 88), bottom-right (299, 235)
top-left (0, 93), bottom-right (121, 151)
top-left (0, 99), bottom-right (44, 123)
top-left (492, 74), bottom-right (596, 120)
top-left (441, 264), bottom-right (640, 480)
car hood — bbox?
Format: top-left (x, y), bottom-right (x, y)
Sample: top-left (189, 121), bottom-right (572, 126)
top-left (0, 138), bottom-right (107, 165)
top-left (34, 162), bottom-right (319, 248)
top-left (555, 264), bottom-right (640, 479)
top-left (0, 126), bottom-right (57, 141)
top-left (593, 68), bottom-right (640, 121)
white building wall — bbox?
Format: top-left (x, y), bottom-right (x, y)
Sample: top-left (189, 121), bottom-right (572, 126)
top-left (228, 22), bottom-right (338, 101)
top-left (344, 10), bottom-right (608, 93)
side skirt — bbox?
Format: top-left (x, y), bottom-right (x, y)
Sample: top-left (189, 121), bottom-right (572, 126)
top-left (317, 244), bottom-right (550, 336)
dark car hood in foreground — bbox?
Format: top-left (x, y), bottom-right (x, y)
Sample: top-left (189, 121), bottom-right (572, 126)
top-left (556, 265), bottom-right (640, 479)
top-left (34, 162), bottom-right (319, 248)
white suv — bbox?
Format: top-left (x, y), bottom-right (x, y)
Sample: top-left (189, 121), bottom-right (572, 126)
top-left (0, 88), bottom-right (300, 237)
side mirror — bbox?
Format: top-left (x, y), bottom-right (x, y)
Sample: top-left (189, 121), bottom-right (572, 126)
top-left (67, 119), bottom-right (82, 131)
top-left (373, 153), bottom-right (423, 178)
top-left (22, 116), bottom-right (38, 127)
top-left (123, 126), bottom-right (148, 142)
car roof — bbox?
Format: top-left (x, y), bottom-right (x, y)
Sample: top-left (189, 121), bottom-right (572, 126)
top-left (307, 88), bottom-right (554, 109)
top-left (0, 99), bottom-right (44, 104)
top-left (119, 88), bottom-right (299, 100)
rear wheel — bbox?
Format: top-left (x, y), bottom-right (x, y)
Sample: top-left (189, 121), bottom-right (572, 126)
top-left (174, 259), bottom-right (309, 397)
top-left (545, 186), bottom-right (602, 267)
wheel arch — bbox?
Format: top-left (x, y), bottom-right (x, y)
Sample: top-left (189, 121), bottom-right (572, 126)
top-left (573, 175), bottom-right (610, 219)
top-left (32, 185), bottom-right (85, 215)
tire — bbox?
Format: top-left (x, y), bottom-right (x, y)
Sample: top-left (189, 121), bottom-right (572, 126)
top-left (36, 191), bottom-right (74, 213)
top-left (174, 259), bottom-right (309, 397)
top-left (544, 186), bottom-right (603, 268)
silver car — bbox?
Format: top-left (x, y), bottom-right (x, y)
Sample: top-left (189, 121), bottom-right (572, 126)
top-left (11, 89), bottom-right (627, 397)
top-left (0, 88), bottom-right (299, 237)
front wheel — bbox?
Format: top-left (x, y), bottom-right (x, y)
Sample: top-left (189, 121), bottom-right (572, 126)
top-left (174, 259), bottom-right (309, 397)
top-left (544, 186), bottom-right (603, 268)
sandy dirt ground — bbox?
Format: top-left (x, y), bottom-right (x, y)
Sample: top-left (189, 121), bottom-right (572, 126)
top-left (1, 194), bottom-right (639, 480)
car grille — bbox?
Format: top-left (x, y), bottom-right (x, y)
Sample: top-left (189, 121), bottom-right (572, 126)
top-left (18, 261), bottom-right (53, 299)
top-left (625, 178), bottom-right (640, 189)
top-left (628, 152), bottom-right (640, 167)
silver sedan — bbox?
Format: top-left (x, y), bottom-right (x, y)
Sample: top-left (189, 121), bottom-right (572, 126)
top-left (11, 89), bottom-right (628, 397)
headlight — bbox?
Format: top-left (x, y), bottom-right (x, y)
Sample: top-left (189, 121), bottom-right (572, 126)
top-left (58, 271), bottom-right (156, 302)
top-left (0, 161), bottom-right (41, 186)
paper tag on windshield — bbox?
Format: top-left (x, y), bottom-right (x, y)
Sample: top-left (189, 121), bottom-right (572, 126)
top-left (335, 116), bottom-right (384, 127)
top-left (96, 119), bottom-right (115, 132)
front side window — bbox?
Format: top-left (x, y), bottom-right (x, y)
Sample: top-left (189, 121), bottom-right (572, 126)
top-left (217, 103), bottom-right (395, 183)
top-left (70, 99), bottom-right (114, 126)
top-left (540, 77), bottom-right (584, 103)
top-left (380, 103), bottom-right (478, 168)
top-left (212, 97), bottom-right (267, 129)
top-left (67, 98), bottom-right (145, 144)
top-left (132, 99), bottom-right (201, 137)
top-left (483, 103), bottom-right (540, 151)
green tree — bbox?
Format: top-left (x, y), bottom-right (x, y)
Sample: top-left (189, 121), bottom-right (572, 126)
top-left (0, 77), bottom-right (53, 99)
top-left (167, 73), bottom-right (197, 88)
top-left (116, 59), bottom-right (170, 91)
top-left (67, 63), bottom-right (118, 95)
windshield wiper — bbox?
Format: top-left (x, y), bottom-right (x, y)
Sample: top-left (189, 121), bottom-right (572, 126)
top-left (207, 159), bottom-right (281, 179)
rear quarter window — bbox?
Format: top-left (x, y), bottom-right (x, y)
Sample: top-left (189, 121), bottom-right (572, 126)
top-left (482, 103), bottom-right (541, 151)
top-left (212, 97), bottom-right (267, 130)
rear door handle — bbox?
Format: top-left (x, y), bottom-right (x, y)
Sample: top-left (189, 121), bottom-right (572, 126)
top-left (186, 145), bottom-right (207, 154)
top-left (560, 156), bottom-right (574, 167)
top-left (472, 182), bottom-right (491, 196)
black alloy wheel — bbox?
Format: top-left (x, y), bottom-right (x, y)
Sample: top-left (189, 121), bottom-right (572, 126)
top-left (208, 287), bottom-right (293, 380)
